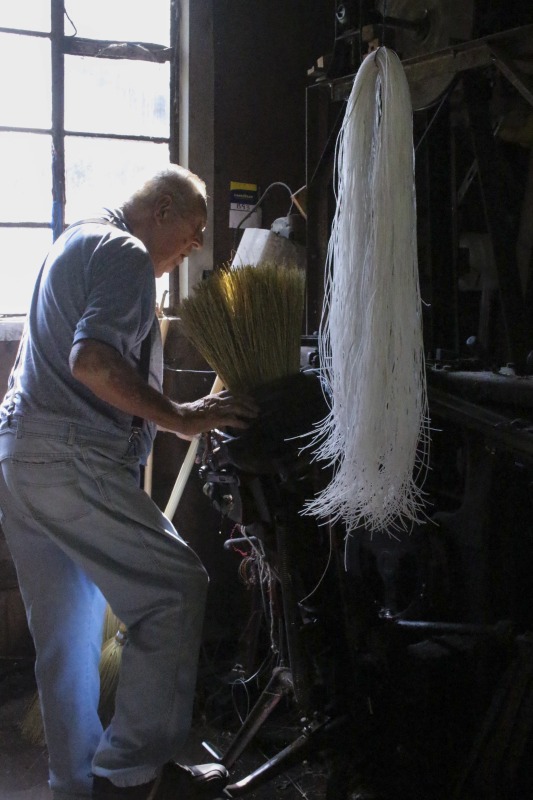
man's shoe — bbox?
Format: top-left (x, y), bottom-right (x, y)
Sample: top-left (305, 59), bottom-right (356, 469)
top-left (149, 761), bottom-right (229, 799)
top-left (92, 775), bottom-right (156, 799)
top-left (93, 762), bottom-right (229, 800)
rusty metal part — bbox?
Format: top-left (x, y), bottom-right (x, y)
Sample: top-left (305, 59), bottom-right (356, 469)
top-left (220, 666), bottom-right (294, 770)
top-left (428, 383), bottom-right (533, 461)
top-left (373, 0), bottom-right (475, 109)
top-left (328, 23), bottom-right (533, 110)
top-left (223, 713), bottom-right (347, 797)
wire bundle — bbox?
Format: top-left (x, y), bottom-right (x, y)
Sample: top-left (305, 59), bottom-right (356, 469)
top-left (178, 262), bottom-right (305, 394)
top-left (304, 47), bottom-right (430, 534)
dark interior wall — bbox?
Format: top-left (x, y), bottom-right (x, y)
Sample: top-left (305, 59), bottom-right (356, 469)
top-left (211, 0), bottom-right (334, 267)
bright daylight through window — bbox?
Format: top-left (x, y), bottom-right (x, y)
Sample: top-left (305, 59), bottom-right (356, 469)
top-left (0, 0), bottom-right (173, 315)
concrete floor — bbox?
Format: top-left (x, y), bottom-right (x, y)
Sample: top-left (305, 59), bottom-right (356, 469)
top-left (0, 663), bottom-right (50, 800)
top-left (0, 659), bottom-right (328, 800)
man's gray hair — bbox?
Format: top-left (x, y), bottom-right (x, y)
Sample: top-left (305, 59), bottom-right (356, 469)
top-left (125, 164), bottom-right (207, 219)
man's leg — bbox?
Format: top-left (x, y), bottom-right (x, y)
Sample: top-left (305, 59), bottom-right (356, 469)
top-left (0, 434), bottom-right (210, 792)
top-left (0, 462), bottom-right (106, 799)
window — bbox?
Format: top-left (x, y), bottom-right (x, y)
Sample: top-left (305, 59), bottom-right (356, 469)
top-left (0, 1), bottom-right (176, 315)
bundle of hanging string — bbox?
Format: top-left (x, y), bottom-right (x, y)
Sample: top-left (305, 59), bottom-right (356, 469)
top-left (303, 47), bottom-right (430, 534)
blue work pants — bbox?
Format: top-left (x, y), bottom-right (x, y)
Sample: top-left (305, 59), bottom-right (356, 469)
top-left (0, 417), bottom-right (208, 800)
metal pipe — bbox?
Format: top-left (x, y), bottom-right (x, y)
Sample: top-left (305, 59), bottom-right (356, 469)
top-left (394, 619), bottom-right (515, 640)
top-left (220, 667), bottom-right (293, 769)
top-left (51, 0), bottom-right (65, 240)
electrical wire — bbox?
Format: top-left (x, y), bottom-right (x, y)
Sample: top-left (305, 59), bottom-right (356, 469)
top-left (63, 4), bottom-right (78, 36)
top-left (231, 181), bottom-right (295, 255)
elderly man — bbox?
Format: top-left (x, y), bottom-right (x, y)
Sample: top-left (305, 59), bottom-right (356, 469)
top-left (0, 165), bottom-right (257, 800)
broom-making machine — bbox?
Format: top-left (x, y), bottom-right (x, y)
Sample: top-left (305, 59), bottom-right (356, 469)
top-left (191, 2), bottom-right (533, 798)
top-left (191, 363), bottom-right (533, 800)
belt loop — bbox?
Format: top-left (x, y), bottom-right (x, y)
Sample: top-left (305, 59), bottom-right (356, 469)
top-left (68, 424), bottom-right (76, 445)
top-left (16, 418), bottom-right (23, 439)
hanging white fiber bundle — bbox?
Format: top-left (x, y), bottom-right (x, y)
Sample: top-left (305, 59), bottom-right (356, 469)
top-left (303, 47), bottom-right (430, 534)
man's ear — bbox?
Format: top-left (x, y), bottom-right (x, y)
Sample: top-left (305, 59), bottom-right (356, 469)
top-left (155, 193), bottom-right (173, 222)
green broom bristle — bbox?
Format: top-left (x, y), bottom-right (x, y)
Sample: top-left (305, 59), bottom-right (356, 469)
top-left (98, 626), bottom-right (127, 727)
top-left (102, 604), bottom-right (122, 642)
top-left (20, 692), bottom-right (45, 746)
top-left (178, 262), bottom-right (306, 394)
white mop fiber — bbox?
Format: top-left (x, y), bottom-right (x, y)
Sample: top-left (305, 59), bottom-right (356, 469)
top-left (303, 47), bottom-right (430, 534)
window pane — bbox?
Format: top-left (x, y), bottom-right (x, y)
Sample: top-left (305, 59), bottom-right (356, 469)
top-left (0, 228), bottom-right (53, 314)
top-left (64, 0), bottom-right (170, 45)
top-left (0, 133), bottom-right (52, 222)
top-left (65, 56), bottom-right (169, 137)
top-left (0, 2), bottom-right (50, 32)
top-left (156, 275), bottom-right (169, 310)
top-left (0, 34), bottom-right (51, 129)
top-left (65, 136), bottom-right (171, 221)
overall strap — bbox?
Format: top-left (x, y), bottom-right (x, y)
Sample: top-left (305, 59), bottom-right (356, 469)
top-left (131, 327), bottom-right (152, 431)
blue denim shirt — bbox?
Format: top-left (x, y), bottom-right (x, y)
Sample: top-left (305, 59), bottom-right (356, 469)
top-left (1, 209), bottom-right (162, 463)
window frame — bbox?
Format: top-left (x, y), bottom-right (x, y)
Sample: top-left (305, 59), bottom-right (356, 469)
top-left (0, 0), bottom-right (181, 313)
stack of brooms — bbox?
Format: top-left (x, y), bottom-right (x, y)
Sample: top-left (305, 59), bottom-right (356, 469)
top-left (21, 260), bottom-right (306, 744)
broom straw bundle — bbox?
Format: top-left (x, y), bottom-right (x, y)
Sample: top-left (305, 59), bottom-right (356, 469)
top-left (178, 262), bottom-right (306, 395)
top-left (98, 624), bottom-right (127, 727)
top-left (20, 691), bottom-right (45, 746)
top-left (303, 47), bottom-right (430, 534)
top-left (102, 604), bottom-right (122, 642)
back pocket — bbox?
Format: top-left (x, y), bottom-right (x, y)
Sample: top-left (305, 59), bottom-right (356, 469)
top-left (5, 458), bottom-right (90, 523)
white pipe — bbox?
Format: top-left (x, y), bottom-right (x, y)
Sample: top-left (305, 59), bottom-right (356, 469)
top-left (164, 374), bottom-right (224, 520)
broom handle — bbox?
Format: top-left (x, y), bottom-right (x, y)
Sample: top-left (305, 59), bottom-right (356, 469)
top-left (164, 374), bottom-right (224, 520)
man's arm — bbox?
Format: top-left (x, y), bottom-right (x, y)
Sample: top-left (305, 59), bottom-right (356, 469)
top-left (69, 339), bottom-right (258, 438)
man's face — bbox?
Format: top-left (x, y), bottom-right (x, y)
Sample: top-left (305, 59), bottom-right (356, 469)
top-left (149, 196), bottom-right (206, 277)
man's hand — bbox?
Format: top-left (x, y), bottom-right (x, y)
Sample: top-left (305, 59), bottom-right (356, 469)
top-left (169, 390), bottom-right (259, 439)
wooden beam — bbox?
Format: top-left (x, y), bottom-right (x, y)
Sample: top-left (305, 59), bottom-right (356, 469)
top-left (63, 36), bottom-right (172, 63)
